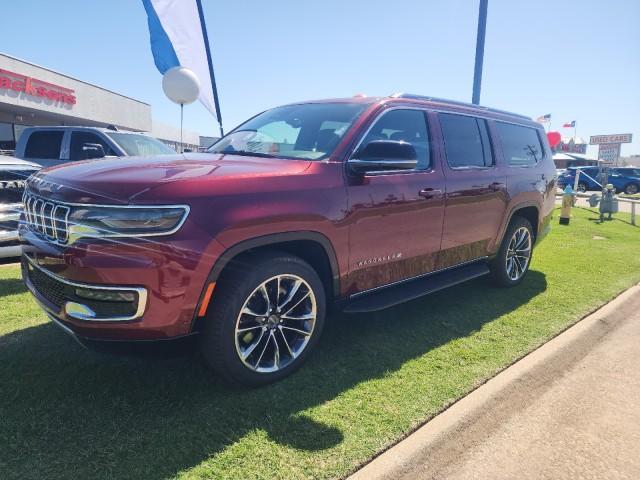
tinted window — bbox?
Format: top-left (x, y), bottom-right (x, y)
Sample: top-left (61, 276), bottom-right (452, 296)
top-left (0, 122), bottom-right (14, 150)
top-left (70, 131), bottom-right (116, 160)
top-left (496, 122), bottom-right (544, 167)
top-left (615, 168), bottom-right (640, 177)
top-left (360, 109), bottom-right (430, 169)
top-left (24, 131), bottom-right (64, 159)
top-left (439, 113), bottom-right (493, 168)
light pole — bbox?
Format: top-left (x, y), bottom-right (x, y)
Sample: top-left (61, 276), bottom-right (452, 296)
top-left (472, 0), bottom-right (489, 105)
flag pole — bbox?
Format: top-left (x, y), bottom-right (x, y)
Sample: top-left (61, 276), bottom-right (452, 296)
top-left (195, 0), bottom-right (224, 137)
top-left (471, 0), bottom-right (488, 105)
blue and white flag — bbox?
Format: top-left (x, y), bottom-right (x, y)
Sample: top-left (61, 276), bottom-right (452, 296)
top-left (142, 0), bottom-right (220, 121)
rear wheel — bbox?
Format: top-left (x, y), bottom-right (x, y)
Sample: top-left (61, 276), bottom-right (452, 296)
top-left (577, 182), bottom-right (587, 192)
top-left (489, 217), bottom-right (533, 287)
top-left (199, 252), bottom-right (326, 386)
top-left (623, 183), bottom-right (639, 195)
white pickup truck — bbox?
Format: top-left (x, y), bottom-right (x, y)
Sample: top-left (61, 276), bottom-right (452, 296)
top-left (0, 155), bottom-right (40, 258)
top-left (15, 126), bottom-right (176, 168)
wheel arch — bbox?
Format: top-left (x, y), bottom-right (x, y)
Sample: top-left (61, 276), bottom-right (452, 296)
top-left (496, 203), bottom-right (540, 251)
top-left (192, 231), bottom-right (340, 330)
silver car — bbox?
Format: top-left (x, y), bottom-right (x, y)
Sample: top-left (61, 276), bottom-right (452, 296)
top-left (0, 155), bottom-right (40, 258)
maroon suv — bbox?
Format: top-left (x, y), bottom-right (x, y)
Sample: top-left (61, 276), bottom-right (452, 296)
top-left (21, 94), bottom-right (556, 385)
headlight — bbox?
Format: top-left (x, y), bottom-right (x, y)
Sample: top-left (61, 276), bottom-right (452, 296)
top-left (67, 205), bottom-right (189, 240)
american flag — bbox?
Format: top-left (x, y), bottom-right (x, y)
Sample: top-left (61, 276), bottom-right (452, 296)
top-left (536, 114), bottom-right (551, 123)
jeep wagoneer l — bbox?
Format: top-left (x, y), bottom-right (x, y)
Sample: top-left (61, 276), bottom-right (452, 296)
top-left (21, 94), bottom-right (555, 385)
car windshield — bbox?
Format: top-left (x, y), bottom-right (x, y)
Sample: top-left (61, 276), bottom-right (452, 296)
top-left (208, 102), bottom-right (368, 160)
top-left (107, 132), bottom-right (176, 156)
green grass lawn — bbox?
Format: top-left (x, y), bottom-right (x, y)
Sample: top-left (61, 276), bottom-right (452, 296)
top-left (1, 207), bottom-right (639, 480)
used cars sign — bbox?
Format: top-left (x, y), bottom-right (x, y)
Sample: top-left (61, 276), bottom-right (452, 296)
top-left (589, 133), bottom-right (633, 145)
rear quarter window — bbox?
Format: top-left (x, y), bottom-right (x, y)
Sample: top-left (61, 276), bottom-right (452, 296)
top-left (24, 131), bottom-right (64, 159)
top-left (496, 123), bottom-right (544, 167)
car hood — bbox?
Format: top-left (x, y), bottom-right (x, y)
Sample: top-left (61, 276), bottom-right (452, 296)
top-left (26, 153), bottom-right (312, 204)
top-left (0, 155), bottom-right (41, 170)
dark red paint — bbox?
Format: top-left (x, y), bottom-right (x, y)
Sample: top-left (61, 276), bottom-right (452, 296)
top-left (20, 96), bottom-right (556, 342)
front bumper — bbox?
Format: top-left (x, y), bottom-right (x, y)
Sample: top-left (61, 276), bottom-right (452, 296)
top-left (23, 255), bottom-right (148, 322)
top-left (20, 224), bottom-right (224, 341)
top-left (45, 311), bottom-right (198, 356)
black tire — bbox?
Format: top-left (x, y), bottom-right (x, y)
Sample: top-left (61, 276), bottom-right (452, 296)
top-left (199, 251), bottom-right (326, 387)
top-left (623, 183), bottom-right (639, 195)
top-left (489, 216), bottom-right (534, 287)
top-left (577, 182), bottom-right (587, 192)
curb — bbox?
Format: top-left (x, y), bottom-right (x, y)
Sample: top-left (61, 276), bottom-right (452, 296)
top-left (348, 284), bottom-right (640, 480)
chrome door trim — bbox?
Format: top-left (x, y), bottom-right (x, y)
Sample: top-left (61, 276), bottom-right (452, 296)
top-left (350, 257), bottom-right (488, 299)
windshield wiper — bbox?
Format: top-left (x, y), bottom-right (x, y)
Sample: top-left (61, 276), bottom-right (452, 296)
top-left (220, 150), bottom-right (277, 158)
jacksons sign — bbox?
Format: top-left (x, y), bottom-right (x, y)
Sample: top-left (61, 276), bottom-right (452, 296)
top-left (0, 68), bottom-right (76, 106)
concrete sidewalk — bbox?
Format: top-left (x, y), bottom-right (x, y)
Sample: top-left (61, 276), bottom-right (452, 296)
top-left (350, 285), bottom-right (640, 480)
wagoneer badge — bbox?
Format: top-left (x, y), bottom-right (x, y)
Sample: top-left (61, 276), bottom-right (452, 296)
top-left (357, 252), bottom-right (402, 267)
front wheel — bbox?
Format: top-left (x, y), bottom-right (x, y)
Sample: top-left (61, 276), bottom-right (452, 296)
top-left (577, 182), bottom-right (587, 192)
top-left (199, 252), bottom-right (326, 386)
top-left (489, 217), bottom-right (533, 287)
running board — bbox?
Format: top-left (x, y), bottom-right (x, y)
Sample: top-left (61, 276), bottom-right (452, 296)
top-left (343, 261), bottom-right (490, 313)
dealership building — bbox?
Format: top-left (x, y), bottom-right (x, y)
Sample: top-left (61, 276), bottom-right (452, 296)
top-left (0, 53), bottom-right (201, 152)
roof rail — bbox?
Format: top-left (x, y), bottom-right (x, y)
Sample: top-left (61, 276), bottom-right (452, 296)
top-left (390, 93), bottom-right (531, 120)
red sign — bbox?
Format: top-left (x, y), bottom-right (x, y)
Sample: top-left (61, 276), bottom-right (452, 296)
top-left (0, 68), bottom-right (76, 106)
top-left (559, 142), bottom-right (587, 154)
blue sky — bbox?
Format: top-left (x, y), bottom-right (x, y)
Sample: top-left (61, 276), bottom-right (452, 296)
top-left (3, 0), bottom-right (639, 156)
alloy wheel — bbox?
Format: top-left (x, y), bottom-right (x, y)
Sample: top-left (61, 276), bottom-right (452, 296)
top-left (234, 274), bottom-right (317, 373)
top-left (505, 226), bottom-right (532, 281)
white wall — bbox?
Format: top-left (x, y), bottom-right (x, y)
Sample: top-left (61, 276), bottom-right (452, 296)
top-left (0, 53), bottom-right (152, 131)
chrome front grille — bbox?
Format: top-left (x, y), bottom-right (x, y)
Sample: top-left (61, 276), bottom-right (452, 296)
top-left (23, 192), bottom-right (71, 243)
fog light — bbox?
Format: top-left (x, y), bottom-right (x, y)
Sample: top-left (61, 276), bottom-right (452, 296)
top-left (75, 288), bottom-right (136, 303)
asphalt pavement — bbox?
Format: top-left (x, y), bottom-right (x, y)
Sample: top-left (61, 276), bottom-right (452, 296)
top-left (350, 285), bottom-right (640, 480)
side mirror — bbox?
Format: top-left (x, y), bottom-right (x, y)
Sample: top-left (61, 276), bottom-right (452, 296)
top-left (82, 143), bottom-right (105, 160)
top-left (350, 140), bottom-right (417, 173)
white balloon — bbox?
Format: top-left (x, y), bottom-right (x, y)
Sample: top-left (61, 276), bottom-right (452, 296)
top-left (162, 66), bottom-right (200, 105)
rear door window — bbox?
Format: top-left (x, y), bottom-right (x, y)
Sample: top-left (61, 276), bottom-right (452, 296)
top-left (70, 131), bottom-right (116, 160)
top-left (496, 122), bottom-right (544, 167)
top-left (24, 131), bottom-right (64, 159)
top-left (439, 113), bottom-right (493, 168)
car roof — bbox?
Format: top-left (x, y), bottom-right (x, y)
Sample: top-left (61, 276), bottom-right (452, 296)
top-left (22, 126), bottom-right (149, 135)
top-left (283, 93), bottom-right (533, 125)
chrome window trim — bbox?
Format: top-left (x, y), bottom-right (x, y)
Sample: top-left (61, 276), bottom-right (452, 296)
top-left (23, 191), bottom-right (190, 245)
top-left (493, 120), bottom-right (547, 167)
top-left (347, 106), bottom-right (434, 175)
top-left (437, 112), bottom-right (496, 170)
top-left (25, 255), bottom-right (148, 322)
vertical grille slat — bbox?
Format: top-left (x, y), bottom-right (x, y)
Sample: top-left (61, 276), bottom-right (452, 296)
top-left (22, 192), bottom-right (70, 244)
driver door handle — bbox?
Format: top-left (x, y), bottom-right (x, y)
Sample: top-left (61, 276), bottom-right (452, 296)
top-left (419, 188), bottom-right (442, 199)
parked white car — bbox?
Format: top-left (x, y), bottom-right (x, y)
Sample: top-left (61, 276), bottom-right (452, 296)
top-left (0, 155), bottom-right (40, 258)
